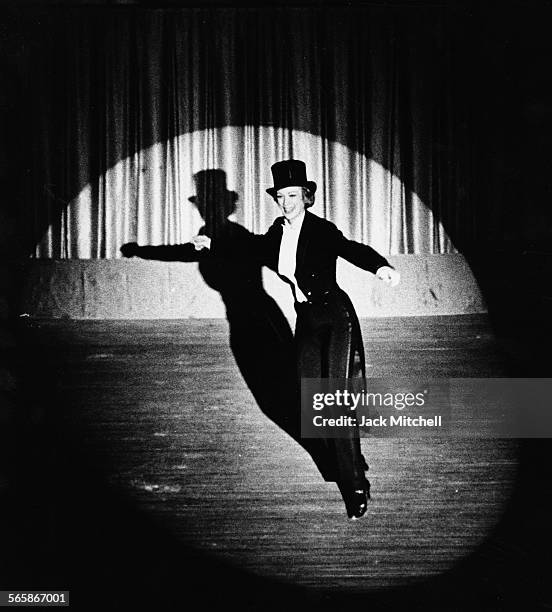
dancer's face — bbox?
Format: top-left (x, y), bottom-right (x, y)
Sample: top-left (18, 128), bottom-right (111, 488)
top-left (276, 186), bottom-right (306, 222)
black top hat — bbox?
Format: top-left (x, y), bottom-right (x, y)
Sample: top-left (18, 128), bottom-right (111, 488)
top-left (266, 160), bottom-right (317, 199)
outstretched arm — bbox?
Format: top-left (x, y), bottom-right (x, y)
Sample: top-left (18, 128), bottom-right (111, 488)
top-left (333, 228), bottom-right (400, 286)
top-left (120, 241), bottom-right (206, 262)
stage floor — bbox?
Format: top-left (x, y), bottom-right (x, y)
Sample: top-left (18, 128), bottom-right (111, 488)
top-left (7, 315), bottom-right (550, 611)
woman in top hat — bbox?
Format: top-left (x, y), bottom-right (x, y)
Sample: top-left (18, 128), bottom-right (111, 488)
top-left (195, 160), bottom-right (399, 519)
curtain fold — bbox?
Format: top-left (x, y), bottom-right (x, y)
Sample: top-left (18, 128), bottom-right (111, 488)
top-left (25, 7), bottom-right (472, 258)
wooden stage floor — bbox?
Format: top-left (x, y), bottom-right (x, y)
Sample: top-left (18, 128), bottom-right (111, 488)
top-left (7, 314), bottom-right (552, 611)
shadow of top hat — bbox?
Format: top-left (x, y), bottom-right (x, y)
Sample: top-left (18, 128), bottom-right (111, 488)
top-left (188, 169), bottom-right (239, 218)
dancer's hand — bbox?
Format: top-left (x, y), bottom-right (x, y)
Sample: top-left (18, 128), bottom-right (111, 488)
top-left (376, 266), bottom-right (400, 287)
top-left (120, 242), bottom-right (139, 257)
top-left (191, 235), bottom-right (211, 250)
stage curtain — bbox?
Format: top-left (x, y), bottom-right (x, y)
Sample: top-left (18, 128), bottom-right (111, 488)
top-left (23, 7), bottom-right (472, 258)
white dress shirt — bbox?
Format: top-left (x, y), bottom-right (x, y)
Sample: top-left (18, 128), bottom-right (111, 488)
top-left (277, 211), bottom-right (308, 303)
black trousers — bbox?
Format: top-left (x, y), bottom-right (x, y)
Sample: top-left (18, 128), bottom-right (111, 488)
top-left (295, 288), bottom-right (367, 490)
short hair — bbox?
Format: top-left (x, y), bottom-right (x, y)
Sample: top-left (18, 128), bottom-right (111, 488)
top-left (301, 186), bottom-right (315, 208)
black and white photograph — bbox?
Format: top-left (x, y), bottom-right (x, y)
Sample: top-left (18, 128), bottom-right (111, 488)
top-left (1, 0), bottom-right (552, 610)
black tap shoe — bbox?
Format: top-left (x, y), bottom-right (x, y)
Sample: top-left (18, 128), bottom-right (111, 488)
top-left (338, 479), bottom-right (371, 519)
top-left (347, 487), bottom-right (369, 520)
